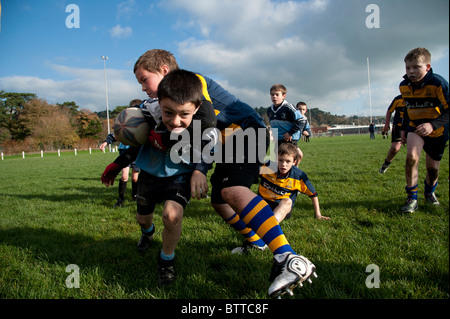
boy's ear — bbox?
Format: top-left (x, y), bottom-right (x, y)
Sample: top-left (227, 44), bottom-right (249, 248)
top-left (193, 104), bottom-right (201, 114)
top-left (426, 63), bottom-right (431, 72)
top-left (161, 65), bottom-right (170, 76)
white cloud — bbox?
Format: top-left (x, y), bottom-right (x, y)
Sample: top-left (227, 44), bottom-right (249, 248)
top-left (164, 0), bottom-right (449, 115)
top-left (0, 64), bottom-right (146, 112)
top-left (110, 25), bottom-right (133, 39)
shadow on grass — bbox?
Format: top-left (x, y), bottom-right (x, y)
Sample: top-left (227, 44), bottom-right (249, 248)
top-left (0, 221), bottom-right (276, 299)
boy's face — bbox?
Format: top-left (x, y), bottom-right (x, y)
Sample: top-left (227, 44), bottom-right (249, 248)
top-left (298, 104), bottom-right (307, 115)
top-left (405, 58), bottom-right (431, 83)
top-left (135, 67), bottom-right (166, 99)
top-left (277, 153), bottom-right (296, 175)
top-left (160, 98), bottom-right (199, 134)
top-left (270, 90), bottom-right (286, 106)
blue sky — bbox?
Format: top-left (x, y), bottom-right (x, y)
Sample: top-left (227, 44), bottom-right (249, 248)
top-left (0, 0), bottom-right (448, 117)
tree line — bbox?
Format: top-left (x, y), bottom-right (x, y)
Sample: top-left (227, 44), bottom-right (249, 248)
top-left (1, 91), bottom-right (383, 155)
top-left (0, 91), bottom-right (127, 155)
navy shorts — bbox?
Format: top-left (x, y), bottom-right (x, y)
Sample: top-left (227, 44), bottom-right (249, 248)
top-left (210, 126), bottom-right (270, 204)
top-left (119, 149), bottom-right (141, 171)
top-left (422, 134), bottom-right (447, 161)
top-left (136, 170), bottom-right (191, 215)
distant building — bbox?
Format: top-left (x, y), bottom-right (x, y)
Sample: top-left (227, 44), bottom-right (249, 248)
top-left (310, 124), bottom-right (386, 137)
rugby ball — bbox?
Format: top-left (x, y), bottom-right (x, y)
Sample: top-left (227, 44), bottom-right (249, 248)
top-left (113, 107), bottom-right (150, 146)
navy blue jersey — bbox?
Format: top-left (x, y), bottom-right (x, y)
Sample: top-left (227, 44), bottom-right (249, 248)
top-left (267, 100), bottom-right (306, 141)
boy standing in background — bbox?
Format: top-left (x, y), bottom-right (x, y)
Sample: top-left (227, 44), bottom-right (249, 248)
top-left (399, 48), bottom-right (449, 213)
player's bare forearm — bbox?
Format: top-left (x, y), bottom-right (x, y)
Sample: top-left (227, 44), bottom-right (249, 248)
top-left (312, 196), bottom-right (330, 220)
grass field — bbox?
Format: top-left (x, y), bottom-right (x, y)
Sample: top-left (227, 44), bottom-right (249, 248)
top-left (0, 134), bottom-right (448, 300)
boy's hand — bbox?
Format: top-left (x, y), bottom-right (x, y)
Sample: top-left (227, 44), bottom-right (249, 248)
top-left (414, 123), bottom-right (434, 137)
top-left (401, 130), bottom-right (407, 145)
top-left (101, 162), bottom-right (121, 187)
top-left (190, 170), bottom-right (208, 200)
top-left (315, 214), bottom-right (330, 220)
top-left (283, 133), bottom-right (292, 142)
top-left (99, 142), bottom-right (108, 152)
top-left (148, 130), bottom-right (167, 151)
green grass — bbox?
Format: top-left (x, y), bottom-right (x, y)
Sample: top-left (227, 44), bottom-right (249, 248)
top-left (0, 135), bottom-right (448, 299)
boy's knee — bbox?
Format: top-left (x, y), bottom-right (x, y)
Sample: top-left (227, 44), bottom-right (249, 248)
top-left (279, 198), bottom-right (292, 208)
top-left (136, 213), bottom-right (152, 228)
top-left (406, 153), bottom-right (419, 167)
top-left (162, 212), bottom-right (181, 227)
top-left (221, 187), bottom-right (234, 203)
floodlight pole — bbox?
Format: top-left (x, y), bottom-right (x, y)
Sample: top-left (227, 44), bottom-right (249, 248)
top-left (101, 56), bottom-right (111, 152)
top-left (101, 56), bottom-right (110, 135)
top-left (367, 57), bottom-right (373, 124)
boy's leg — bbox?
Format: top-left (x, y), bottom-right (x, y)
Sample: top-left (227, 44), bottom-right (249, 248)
top-left (221, 185), bottom-right (317, 297)
top-left (136, 209), bottom-right (155, 255)
top-left (402, 133), bottom-right (423, 212)
top-left (156, 200), bottom-right (184, 286)
top-left (222, 186), bottom-right (294, 255)
top-left (131, 164), bottom-right (140, 201)
top-left (213, 202), bottom-right (266, 254)
top-left (273, 198), bottom-right (293, 222)
top-left (424, 154), bottom-right (441, 205)
top-left (135, 171), bottom-right (156, 254)
top-left (405, 133), bottom-right (424, 188)
top-left (156, 174), bottom-right (191, 286)
top-left (380, 141), bottom-right (402, 173)
top-left (115, 167), bottom-right (130, 207)
top-left (161, 200), bottom-right (184, 258)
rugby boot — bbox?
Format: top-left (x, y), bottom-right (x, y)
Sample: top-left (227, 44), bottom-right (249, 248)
top-left (268, 252), bottom-right (317, 298)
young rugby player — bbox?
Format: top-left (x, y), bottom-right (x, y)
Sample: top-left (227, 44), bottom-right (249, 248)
top-left (399, 48), bottom-right (449, 213)
top-left (267, 84), bottom-right (306, 146)
top-left (379, 95), bottom-right (406, 174)
top-left (102, 69), bottom-right (216, 286)
top-left (99, 99), bottom-right (142, 207)
top-left (231, 143), bottom-right (329, 254)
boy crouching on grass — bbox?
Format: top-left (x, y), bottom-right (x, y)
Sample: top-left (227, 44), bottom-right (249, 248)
top-left (259, 143), bottom-right (330, 223)
top-left (232, 143), bottom-right (329, 254)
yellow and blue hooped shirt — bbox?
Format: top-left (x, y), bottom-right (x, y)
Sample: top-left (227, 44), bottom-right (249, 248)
top-left (400, 68), bottom-right (449, 138)
top-left (259, 162), bottom-right (317, 207)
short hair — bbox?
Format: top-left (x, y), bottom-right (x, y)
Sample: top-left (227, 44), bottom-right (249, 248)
top-left (270, 84), bottom-right (287, 95)
top-left (157, 69), bottom-right (203, 107)
top-left (133, 49), bottom-right (180, 74)
top-left (296, 101), bottom-right (307, 108)
top-left (278, 143), bottom-right (301, 163)
top-left (129, 99), bottom-right (143, 107)
top-left (404, 48), bottom-right (431, 64)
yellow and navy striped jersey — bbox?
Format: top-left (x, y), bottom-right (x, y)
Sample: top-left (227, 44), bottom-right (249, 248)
top-left (258, 162), bottom-right (317, 206)
top-left (399, 68), bottom-right (449, 138)
top-left (387, 95), bottom-right (405, 127)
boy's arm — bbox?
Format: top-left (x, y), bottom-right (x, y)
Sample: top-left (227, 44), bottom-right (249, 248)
top-left (310, 195), bottom-right (330, 220)
top-left (383, 109), bottom-right (393, 132)
top-left (99, 133), bottom-right (116, 151)
top-left (429, 108), bottom-right (449, 131)
top-left (101, 146), bottom-right (140, 186)
top-left (288, 113), bottom-right (307, 136)
top-left (189, 99), bottom-right (217, 199)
